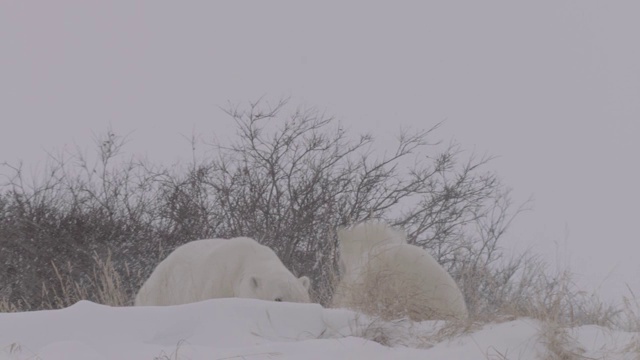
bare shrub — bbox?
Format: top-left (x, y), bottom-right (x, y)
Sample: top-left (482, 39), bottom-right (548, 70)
top-left (1, 97), bottom-right (632, 340)
top-left (1, 98), bottom-right (527, 314)
top-left (170, 98), bottom-right (526, 308)
top-left (0, 128), bottom-right (164, 309)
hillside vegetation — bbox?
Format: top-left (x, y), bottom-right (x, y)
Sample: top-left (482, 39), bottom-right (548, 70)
top-left (1, 100), bottom-right (637, 337)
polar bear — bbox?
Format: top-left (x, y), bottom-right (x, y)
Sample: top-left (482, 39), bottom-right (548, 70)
top-left (134, 237), bottom-right (311, 306)
top-left (332, 222), bottom-right (468, 321)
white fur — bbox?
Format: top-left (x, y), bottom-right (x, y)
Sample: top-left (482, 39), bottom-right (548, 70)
top-left (332, 222), bottom-right (468, 321)
top-left (135, 237), bottom-right (311, 306)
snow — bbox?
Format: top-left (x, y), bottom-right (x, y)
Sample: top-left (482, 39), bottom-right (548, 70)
top-left (1, 299), bottom-right (636, 360)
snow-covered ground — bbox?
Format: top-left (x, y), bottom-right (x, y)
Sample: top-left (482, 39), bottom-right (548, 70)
top-left (1, 299), bottom-right (636, 360)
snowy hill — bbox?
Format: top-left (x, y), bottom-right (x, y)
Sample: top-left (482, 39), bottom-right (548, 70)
top-left (1, 299), bottom-right (636, 360)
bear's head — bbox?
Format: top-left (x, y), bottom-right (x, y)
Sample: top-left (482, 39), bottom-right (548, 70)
top-left (235, 272), bottom-right (311, 303)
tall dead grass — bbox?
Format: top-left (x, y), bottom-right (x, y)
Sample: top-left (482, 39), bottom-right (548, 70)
top-left (621, 286), bottom-right (640, 332)
top-left (2, 251), bottom-right (142, 311)
top-left (0, 298), bottom-right (20, 313)
top-left (537, 321), bottom-right (586, 360)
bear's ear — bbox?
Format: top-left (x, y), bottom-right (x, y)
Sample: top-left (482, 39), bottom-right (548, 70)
top-left (298, 276), bottom-right (311, 290)
top-left (250, 276), bottom-right (260, 290)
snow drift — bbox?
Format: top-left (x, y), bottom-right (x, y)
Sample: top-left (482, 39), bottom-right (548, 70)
top-left (0, 299), bottom-right (637, 360)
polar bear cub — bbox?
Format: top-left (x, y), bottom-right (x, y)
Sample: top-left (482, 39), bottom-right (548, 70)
top-left (332, 222), bottom-right (468, 321)
top-left (135, 237), bottom-right (311, 306)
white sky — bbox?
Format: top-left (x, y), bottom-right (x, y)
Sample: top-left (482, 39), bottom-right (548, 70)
top-left (1, 1), bottom-right (638, 301)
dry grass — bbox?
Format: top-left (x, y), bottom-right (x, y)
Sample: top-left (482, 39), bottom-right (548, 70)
top-left (620, 286), bottom-right (640, 332)
top-left (333, 258), bottom-right (467, 322)
top-left (0, 298), bottom-right (20, 313)
top-left (462, 255), bottom-right (623, 329)
top-left (153, 340), bottom-right (188, 360)
top-left (5, 251), bottom-right (142, 311)
top-left (513, 270), bottom-right (617, 327)
top-left (1, 342), bottom-right (41, 360)
top-left (537, 322), bottom-right (586, 360)
top-left (622, 335), bottom-right (640, 359)
top-left (334, 268), bottom-right (429, 321)
top-left (429, 316), bottom-right (481, 344)
top-left (481, 268), bottom-right (639, 359)
top-left (355, 316), bottom-right (407, 347)
top-left (337, 309), bottom-right (480, 349)
top-left (68, 253), bottom-right (139, 307)
top-left (342, 313), bottom-right (427, 348)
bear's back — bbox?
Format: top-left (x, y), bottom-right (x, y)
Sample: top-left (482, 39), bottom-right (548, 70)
top-left (167, 238), bottom-right (228, 261)
top-left (338, 222), bottom-right (406, 274)
top-left (134, 237), bottom-right (298, 306)
top-left (166, 237), bottom-right (276, 266)
top-left (134, 238), bottom-right (253, 306)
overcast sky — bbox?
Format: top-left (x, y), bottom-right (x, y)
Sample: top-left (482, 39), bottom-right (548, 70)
top-left (1, 1), bottom-right (638, 301)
